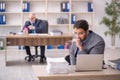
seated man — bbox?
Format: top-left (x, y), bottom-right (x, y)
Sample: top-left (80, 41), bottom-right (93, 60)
top-left (22, 13), bottom-right (48, 63)
top-left (65, 19), bottom-right (105, 65)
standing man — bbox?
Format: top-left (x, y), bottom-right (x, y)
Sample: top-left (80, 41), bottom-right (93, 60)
top-left (65, 19), bottom-right (105, 65)
top-left (22, 13), bottom-right (48, 63)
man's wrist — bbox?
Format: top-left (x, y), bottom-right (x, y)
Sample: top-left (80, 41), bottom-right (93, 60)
top-left (78, 46), bottom-right (83, 51)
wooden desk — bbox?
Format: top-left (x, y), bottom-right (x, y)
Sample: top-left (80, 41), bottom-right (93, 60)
top-left (32, 65), bottom-right (120, 80)
top-left (6, 34), bottom-right (72, 46)
top-left (5, 34), bottom-right (72, 66)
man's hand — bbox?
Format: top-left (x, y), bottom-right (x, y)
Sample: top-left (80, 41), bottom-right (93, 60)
top-left (72, 39), bottom-right (83, 51)
top-left (23, 27), bottom-right (28, 34)
top-left (28, 25), bottom-right (35, 30)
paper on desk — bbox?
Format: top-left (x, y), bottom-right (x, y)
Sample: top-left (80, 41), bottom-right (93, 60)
top-left (46, 57), bottom-right (68, 74)
top-left (29, 33), bottom-right (48, 36)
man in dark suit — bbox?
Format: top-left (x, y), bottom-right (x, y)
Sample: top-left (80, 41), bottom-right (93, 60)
top-left (65, 19), bottom-right (105, 65)
top-left (22, 13), bottom-right (48, 63)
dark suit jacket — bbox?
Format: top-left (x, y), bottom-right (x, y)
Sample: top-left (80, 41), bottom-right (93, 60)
top-left (70, 31), bottom-right (105, 65)
top-left (23, 19), bottom-right (48, 33)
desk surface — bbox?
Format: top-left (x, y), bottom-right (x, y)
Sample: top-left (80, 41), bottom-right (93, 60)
top-left (32, 65), bottom-right (120, 78)
top-left (6, 34), bottom-right (72, 38)
top-left (6, 34), bottom-right (72, 46)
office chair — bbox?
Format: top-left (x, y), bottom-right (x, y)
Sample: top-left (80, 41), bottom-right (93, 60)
top-left (25, 20), bottom-right (48, 62)
top-left (24, 46), bottom-right (38, 61)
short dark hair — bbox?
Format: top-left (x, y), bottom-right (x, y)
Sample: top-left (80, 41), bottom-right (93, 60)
top-left (73, 19), bottom-right (89, 31)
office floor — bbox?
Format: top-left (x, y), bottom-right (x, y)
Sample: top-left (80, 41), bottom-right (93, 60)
top-left (0, 47), bottom-right (120, 80)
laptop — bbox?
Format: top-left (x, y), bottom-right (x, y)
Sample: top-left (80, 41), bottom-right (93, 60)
top-left (75, 54), bottom-right (103, 72)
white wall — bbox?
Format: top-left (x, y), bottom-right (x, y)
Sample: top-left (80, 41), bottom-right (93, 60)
top-left (93, 0), bottom-right (120, 48)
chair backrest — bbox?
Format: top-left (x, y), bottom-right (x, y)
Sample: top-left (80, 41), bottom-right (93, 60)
top-left (42, 20), bottom-right (48, 33)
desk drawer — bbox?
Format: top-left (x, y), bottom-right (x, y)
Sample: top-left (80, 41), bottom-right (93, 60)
top-left (6, 38), bottom-right (25, 46)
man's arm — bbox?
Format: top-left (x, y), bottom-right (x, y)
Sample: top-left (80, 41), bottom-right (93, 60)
top-left (22, 21), bottom-right (33, 33)
top-left (69, 43), bottom-right (76, 65)
top-left (21, 21), bottom-right (29, 32)
top-left (89, 40), bottom-right (105, 54)
top-left (77, 40), bottom-right (105, 55)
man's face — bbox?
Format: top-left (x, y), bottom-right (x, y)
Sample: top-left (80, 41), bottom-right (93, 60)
top-left (29, 15), bottom-right (35, 23)
top-left (73, 28), bottom-right (88, 41)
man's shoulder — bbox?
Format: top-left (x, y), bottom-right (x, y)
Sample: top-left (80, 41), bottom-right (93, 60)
top-left (35, 18), bottom-right (42, 22)
top-left (25, 20), bottom-right (30, 25)
top-left (25, 20), bottom-right (29, 23)
top-left (90, 31), bottom-right (104, 42)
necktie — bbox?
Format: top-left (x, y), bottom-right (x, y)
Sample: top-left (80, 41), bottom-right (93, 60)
top-left (82, 42), bottom-right (84, 46)
top-left (32, 23), bottom-right (35, 26)
top-left (75, 42), bottom-right (84, 57)
top-left (75, 47), bottom-right (79, 57)
top-left (31, 23), bottom-right (36, 33)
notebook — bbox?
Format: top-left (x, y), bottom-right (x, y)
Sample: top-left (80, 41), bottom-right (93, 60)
top-left (75, 54), bottom-right (103, 71)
